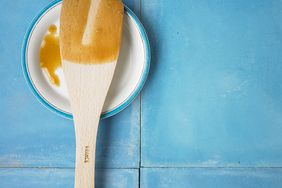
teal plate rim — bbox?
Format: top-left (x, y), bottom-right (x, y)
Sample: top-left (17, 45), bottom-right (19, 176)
top-left (21, 0), bottom-right (151, 120)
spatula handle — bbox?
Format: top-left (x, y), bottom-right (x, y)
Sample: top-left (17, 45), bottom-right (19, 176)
top-left (61, 61), bottom-right (118, 188)
top-left (74, 120), bottom-right (99, 188)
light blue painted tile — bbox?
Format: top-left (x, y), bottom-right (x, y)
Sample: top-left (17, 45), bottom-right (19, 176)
top-left (0, 0), bottom-right (140, 168)
top-left (141, 168), bottom-right (282, 188)
top-left (0, 168), bottom-right (138, 188)
top-left (141, 0), bottom-right (282, 167)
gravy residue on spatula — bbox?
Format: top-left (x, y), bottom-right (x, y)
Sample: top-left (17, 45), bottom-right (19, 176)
top-left (60, 0), bottom-right (124, 63)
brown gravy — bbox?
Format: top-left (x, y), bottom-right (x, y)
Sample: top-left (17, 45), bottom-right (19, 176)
top-left (39, 25), bottom-right (62, 86)
top-left (60, 0), bottom-right (124, 63)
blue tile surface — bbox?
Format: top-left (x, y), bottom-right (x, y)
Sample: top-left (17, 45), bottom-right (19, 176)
top-left (0, 0), bottom-right (140, 169)
top-left (141, 0), bottom-right (282, 167)
top-left (141, 168), bottom-right (282, 188)
top-left (0, 168), bottom-right (138, 188)
top-left (2, 0), bottom-right (282, 187)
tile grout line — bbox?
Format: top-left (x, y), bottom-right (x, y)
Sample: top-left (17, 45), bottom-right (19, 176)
top-left (140, 166), bottom-right (282, 169)
top-left (0, 166), bottom-right (139, 170)
top-left (138, 0), bottom-right (143, 187)
top-left (1, 166), bottom-right (282, 170)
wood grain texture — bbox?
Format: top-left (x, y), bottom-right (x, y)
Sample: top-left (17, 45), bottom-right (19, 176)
top-left (62, 60), bottom-right (116, 188)
top-left (60, 0), bottom-right (124, 187)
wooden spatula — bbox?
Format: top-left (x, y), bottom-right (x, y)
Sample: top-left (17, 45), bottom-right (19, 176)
top-left (60, 0), bottom-right (124, 187)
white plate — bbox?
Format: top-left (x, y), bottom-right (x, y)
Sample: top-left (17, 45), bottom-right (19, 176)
top-left (22, 0), bottom-right (150, 119)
